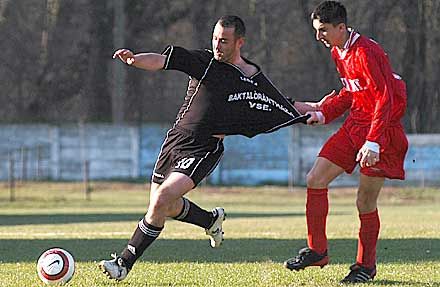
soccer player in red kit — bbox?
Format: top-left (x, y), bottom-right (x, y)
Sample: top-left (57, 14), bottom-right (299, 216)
top-left (284, 1), bottom-right (408, 283)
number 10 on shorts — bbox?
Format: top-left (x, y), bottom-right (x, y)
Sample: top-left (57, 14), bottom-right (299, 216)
top-left (175, 157), bottom-right (195, 169)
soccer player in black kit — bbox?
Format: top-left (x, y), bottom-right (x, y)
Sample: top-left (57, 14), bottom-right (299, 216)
top-left (100, 15), bottom-right (317, 281)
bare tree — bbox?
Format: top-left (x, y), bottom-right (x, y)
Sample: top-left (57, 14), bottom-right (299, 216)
top-left (0, 0), bottom-right (439, 132)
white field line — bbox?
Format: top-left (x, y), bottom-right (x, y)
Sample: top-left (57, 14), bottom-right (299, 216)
top-left (0, 231), bottom-right (131, 237)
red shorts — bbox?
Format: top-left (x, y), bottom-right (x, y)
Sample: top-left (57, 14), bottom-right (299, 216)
top-left (319, 120), bottom-right (408, 179)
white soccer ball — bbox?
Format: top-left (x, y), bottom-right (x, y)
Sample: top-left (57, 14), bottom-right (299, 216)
top-left (37, 248), bottom-right (75, 285)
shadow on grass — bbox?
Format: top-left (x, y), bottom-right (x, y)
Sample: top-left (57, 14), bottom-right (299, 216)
top-left (0, 211), bottom-right (324, 226)
top-left (0, 213), bottom-right (142, 226)
top-left (372, 280), bottom-right (440, 286)
top-left (0, 238), bottom-right (438, 265)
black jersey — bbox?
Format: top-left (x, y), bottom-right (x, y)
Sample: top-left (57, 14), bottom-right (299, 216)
top-left (162, 46), bottom-right (306, 138)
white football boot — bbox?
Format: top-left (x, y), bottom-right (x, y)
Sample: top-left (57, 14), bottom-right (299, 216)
top-left (99, 253), bottom-right (129, 281)
top-left (205, 207), bottom-right (226, 248)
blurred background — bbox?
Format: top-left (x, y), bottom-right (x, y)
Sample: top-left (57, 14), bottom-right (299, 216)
top-left (1, 0), bottom-right (439, 187)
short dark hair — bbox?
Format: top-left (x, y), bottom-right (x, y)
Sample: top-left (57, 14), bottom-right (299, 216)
top-left (217, 15), bottom-right (246, 38)
top-left (311, 1), bottom-right (347, 25)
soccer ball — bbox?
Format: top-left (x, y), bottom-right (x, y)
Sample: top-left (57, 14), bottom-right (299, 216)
top-left (37, 248), bottom-right (75, 285)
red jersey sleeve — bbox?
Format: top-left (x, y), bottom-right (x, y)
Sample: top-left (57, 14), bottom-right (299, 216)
top-left (320, 88), bottom-right (352, 123)
top-left (358, 48), bottom-right (393, 143)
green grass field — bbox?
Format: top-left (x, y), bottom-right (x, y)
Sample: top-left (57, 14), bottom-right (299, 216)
top-left (0, 182), bottom-right (439, 286)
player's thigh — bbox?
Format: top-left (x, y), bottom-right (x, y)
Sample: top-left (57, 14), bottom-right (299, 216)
top-left (150, 182), bottom-right (160, 193)
top-left (152, 172), bottom-right (195, 204)
top-left (149, 182), bottom-right (160, 202)
top-left (357, 173), bottom-right (384, 212)
top-left (318, 127), bottom-right (359, 174)
top-left (307, 157), bottom-right (345, 188)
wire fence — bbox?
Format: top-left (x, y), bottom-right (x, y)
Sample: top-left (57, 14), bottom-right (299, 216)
top-left (1, 144), bottom-right (50, 201)
top-left (0, 145), bottom-right (51, 180)
top-left (1, 125), bottom-right (440, 202)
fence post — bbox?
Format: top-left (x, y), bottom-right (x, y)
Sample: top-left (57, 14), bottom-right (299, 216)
top-left (83, 160), bottom-right (91, 201)
top-left (217, 160), bottom-right (223, 186)
top-left (20, 146), bottom-right (27, 183)
top-left (50, 126), bottom-right (61, 180)
top-left (288, 126), bottom-right (301, 192)
top-left (8, 153), bottom-right (15, 202)
top-left (36, 145), bottom-right (42, 179)
top-left (288, 127), bottom-right (294, 192)
top-left (130, 125), bottom-right (140, 178)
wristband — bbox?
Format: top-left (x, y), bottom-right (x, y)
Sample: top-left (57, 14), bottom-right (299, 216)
top-left (316, 111), bottom-right (325, 124)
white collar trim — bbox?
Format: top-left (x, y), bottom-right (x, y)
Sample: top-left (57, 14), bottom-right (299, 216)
top-left (337, 28), bottom-right (360, 59)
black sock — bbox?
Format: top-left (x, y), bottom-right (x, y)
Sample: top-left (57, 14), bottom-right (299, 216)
top-left (120, 218), bottom-right (163, 269)
top-left (173, 198), bottom-right (215, 229)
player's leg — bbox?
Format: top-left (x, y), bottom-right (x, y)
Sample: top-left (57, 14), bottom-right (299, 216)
top-left (146, 172), bottom-right (195, 225)
top-left (284, 157), bottom-right (344, 271)
top-left (100, 132), bottom-right (225, 280)
top-left (116, 142), bottom-right (226, 268)
top-left (172, 196), bottom-right (225, 248)
top-left (100, 172), bottom-right (195, 280)
top-left (148, 181), bottom-right (220, 239)
top-left (151, 182), bottom-right (224, 245)
top-left (122, 172), bottom-right (195, 267)
top-left (148, 181), bottom-right (220, 232)
top-left (165, 136), bottom-right (225, 248)
top-left (306, 157), bottom-right (344, 253)
top-left (341, 174), bottom-right (383, 283)
top-left (148, 130), bottom-right (224, 246)
top-left (142, 171), bottom-right (225, 249)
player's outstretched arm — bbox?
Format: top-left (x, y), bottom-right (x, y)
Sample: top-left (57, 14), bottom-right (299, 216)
top-left (293, 90), bottom-right (337, 114)
top-left (293, 101), bottom-right (318, 114)
top-left (113, 49), bottom-right (166, 71)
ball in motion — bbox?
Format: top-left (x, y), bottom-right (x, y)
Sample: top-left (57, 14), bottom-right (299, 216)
top-left (37, 248), bottom-right (75, 285)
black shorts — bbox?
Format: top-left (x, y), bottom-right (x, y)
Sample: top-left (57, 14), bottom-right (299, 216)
top-left (151, 127), bottom-right (224, 186)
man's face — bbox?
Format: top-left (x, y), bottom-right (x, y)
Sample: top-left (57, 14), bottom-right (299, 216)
top-left (312, 19), bottom-right (346, 48)
top-left (212, 23), bottom-right (243, 62)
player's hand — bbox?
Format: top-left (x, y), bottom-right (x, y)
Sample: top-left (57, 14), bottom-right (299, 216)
top-left (305, 111), bottom-right (325, 125)
top-left (113, 49), bottom-right (135, 65)
top-left (356, 141), bottom-right (380, 168)
top-left (316, 90), bottom-right (337, 108)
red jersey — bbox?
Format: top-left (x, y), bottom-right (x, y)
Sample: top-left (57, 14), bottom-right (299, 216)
top-left (321, 30), bottom-right (407, 146)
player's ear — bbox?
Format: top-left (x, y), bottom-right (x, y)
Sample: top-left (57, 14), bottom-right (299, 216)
top-left (337, 22), bottom-right (346, 32)
top-left (236, 37), bottom-right (245, 49)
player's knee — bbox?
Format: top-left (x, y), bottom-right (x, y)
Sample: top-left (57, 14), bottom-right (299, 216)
top-left (149, 186), bottom-right (173, 213)
top-left (356, 197), bottom-right (365, 210)
top-left (306, 171), bottom-right (327, 188)
top-left (356, 197), bottom-right (376, 213)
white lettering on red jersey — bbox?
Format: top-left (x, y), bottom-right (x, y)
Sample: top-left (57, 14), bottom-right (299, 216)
top-left (340, 77), bottom-right (367, 92)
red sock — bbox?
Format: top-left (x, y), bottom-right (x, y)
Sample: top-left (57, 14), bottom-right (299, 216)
top-left (306, 188), bottom-right (328, 254)
top-left (356, 209), bottom-right (380, 268)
